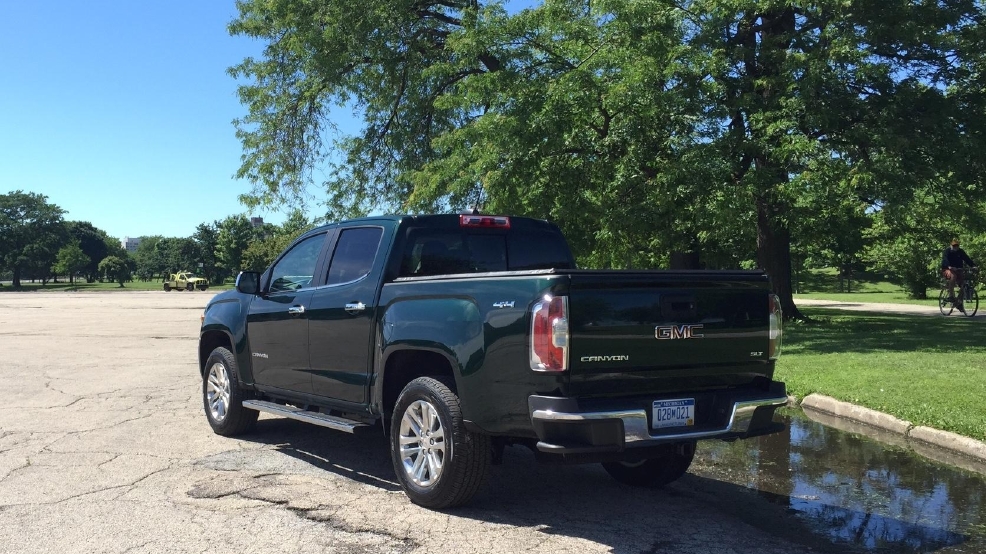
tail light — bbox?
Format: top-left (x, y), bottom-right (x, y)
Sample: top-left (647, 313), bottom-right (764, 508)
top-left (530, 295), bottom-right (569, 372)
top-left (768, 294), bottom-right (783, 360)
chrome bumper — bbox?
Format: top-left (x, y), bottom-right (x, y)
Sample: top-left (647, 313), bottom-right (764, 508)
top-left (529, 394), bottom-right (789, 452)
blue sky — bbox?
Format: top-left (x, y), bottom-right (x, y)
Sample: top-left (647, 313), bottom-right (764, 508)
top-left (0, 2), bottom-right (280, 240)
top-left (0, 1), bottom-right (536, 241)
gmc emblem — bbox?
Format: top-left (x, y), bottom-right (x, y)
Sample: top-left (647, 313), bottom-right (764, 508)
top-left (655, 324), bottom-right (704, 340)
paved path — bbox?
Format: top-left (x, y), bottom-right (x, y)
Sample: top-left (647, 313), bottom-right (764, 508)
top-left (794, 298), bottom-right (983, 317)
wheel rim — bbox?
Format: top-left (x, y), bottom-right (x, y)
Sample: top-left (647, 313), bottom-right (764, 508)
top-left (398, 400), bottom-right (446, 487)
top-left (206, 362), bottom-right (231, 422)
top-left (968, 288), bottom-right (979, 317)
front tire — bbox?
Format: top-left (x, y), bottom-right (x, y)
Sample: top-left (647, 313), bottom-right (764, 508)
top-left (602, 441), bottom-right (696, 487)
top-left (390, 377), bottom-right (490, 508)
top-left (203, 347), bottom-right (258, 436)
top-left (964, 286), bottom-right (979, 317)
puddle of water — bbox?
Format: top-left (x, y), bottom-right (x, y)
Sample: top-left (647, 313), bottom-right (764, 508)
top-left (692, 409), bottom-right (986, 553)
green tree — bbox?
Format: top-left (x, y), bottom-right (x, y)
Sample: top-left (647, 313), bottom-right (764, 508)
top-left (215, 215), bottom-right (253, 277)
top-left (229, 0), bottom-right (986, 318)
top-left (97, 256), bottom-right (131, 287)
top-left (132, 236), bottom-right (165, 281)
top-left (0, 191), bottom-right (67, 287)
top-left (68, 221), bottom-right (112, 283)
top-left (242, 209), bottom-right (315, 271)
top-left (52, 241), bottom-right (90, 284)
top-left (192, 223), bottom-right (220, 283)
top-left (152, 237), bottom-right (200, 277)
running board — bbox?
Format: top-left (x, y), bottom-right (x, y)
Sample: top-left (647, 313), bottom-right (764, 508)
top-left (242, 400), bottom-right (369, 434)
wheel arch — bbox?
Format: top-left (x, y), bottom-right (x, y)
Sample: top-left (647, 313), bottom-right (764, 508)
top-left (377, 347), bottom-right (458, 423)
top-left (199, 330), bottom-right (235, 377)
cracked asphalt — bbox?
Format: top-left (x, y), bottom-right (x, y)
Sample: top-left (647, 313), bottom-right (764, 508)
top-left (0, 291), bottom-right (837, 554)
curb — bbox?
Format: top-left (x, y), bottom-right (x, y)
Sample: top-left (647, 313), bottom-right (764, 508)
top-left (797, 393), bottom-right (986, 473)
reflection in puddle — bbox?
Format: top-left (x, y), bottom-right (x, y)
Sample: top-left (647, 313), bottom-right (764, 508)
top-left (693, 409), bottom-right (986, 553)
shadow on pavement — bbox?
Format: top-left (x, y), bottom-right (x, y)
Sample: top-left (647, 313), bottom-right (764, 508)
top-left (233, 414), bottom-right (979, 554)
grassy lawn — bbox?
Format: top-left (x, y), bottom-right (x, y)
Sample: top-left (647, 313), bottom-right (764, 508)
top-left (793, 267), bottom-right (942, 306)
top-left (0, 281), bottom-right (232, 292)
top-left (776, 307), bottom-right (986, 440)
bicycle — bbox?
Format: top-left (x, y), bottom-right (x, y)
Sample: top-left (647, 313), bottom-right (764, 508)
top-left (939, 267), bottom-right (979, 317)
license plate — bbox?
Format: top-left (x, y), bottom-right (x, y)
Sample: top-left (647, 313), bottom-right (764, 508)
top-left (652, 398), bottom-right (695, 429)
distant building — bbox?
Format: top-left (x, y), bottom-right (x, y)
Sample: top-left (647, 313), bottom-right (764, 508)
top-left (250, 217), bottom-right (265, 228)
top-left (121, 237), bottom-right (142, 253)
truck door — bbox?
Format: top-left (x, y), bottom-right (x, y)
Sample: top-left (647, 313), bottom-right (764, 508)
top-left (308, 224), bottom-right (390, 404)
top-left (248, 232), bottom-right (329, 394)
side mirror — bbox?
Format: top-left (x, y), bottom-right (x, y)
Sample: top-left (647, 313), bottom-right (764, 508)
top-left (235, 271), bottom-right (261, 295)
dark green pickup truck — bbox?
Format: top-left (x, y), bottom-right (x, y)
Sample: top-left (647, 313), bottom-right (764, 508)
top-left (198, 214), bottom-right (786, 508)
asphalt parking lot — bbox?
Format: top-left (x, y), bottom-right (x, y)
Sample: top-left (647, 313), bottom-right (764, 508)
top-left (0, 291), bottom-right (842, 554)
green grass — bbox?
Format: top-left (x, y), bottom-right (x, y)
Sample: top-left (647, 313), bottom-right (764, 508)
top-left (0, 280), bottom-right (232, 292)
top-left (776, 307), bottom-right (986, 439)
top-left (793, 268), bottom-right (942, 306)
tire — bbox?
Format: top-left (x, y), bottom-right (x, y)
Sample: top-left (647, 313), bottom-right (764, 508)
top-left (602, 441), bottom-right (696, 487)
top-left (187, 283), bottom-right (194, 291)
top-left (198, 285), bottom-right (208, 291)
top-left (390, 377), bottom-right (490, 509)
top-left (163, 283), bottom-right (171, 292)
top-left (939, 288), bottom-right (954, 316)
top-left (965, 286), bottom-right (979, 317)
top-left (202, 347), bottom-right (258, 436)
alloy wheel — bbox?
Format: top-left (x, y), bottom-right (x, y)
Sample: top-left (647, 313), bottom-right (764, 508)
top-left (398, 400), bottom-right (447, 487)
top-left (206, 362), bottom-right (231, 422)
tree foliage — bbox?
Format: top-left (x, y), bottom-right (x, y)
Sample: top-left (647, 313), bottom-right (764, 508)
top-left (242, 209), bottom-right (315, 271)
top-left (97, 256), bottom-right (131, 287)
top-left (216, 215), bottom-right (255, 277)
top-left (0, 191), bottom-right (68, 287)
top-left (229, 0), bottom-right (986, 319)
top-left (52, 241), bottom-right (90, 284)
top-left (68, 221), bottom-right (112, 283)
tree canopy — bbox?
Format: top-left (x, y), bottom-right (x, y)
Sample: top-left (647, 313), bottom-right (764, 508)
top-left (0, 191), bottom-right (68, 287)
top-left (229, 0), bottom-right (986, 317)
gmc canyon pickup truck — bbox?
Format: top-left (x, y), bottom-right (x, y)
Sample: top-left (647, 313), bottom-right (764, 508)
top-left (198, 214), bottom-right (786, 508)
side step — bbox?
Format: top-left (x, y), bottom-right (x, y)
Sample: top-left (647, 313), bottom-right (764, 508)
top-left (242, 400), bottom-right (370, 434)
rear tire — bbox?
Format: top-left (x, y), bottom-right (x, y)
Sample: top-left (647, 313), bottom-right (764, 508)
top-left (187, 283), bottom-right (194, 291)
top-left (939, 288), bottom-right (954, 316)
top-left (390, 377), bottom-right (490, 508)
top-left (203, 347), bottom-right (258, 436)
top-left (602, 441), bottom-right (696, 487)
top-left (163, 283), bottom-right (171, 292)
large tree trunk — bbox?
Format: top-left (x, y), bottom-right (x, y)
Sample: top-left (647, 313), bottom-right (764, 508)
top-left (12, 267), bottom-right (21, 288)
top-left (756, 195), bottom-right (805, 320)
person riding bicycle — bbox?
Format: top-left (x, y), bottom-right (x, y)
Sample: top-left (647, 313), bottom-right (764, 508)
top-left (941, 238), bottom-right (977, 311)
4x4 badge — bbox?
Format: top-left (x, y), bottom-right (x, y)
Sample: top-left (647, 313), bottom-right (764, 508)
top-left (493, 301), bottom-right (515, 309)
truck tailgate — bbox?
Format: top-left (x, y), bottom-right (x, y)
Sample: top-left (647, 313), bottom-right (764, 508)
top-left (565, 270), bottom-right (773, 397)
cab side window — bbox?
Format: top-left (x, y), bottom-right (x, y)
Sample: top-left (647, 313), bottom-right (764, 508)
top-left (326, 227), bottom-right (383, 285)
top-left (268, 233), bottom-right (326, 293)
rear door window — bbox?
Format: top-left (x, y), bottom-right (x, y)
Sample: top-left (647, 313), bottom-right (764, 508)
top-left (326, 227), bottom-right (384, 285)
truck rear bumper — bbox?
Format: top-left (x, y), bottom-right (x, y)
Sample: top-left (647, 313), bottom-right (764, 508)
top-left (529, 383), bottom-right (788, 455)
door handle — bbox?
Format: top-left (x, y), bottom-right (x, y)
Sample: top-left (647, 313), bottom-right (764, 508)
top-left (345, 302), bottom-right (366, 314)
top-left (288, 305), bottom-right (306, 315)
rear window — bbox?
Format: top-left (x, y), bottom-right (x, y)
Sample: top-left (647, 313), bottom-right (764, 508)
top-left (399, 229), bottom-right (573, 277)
